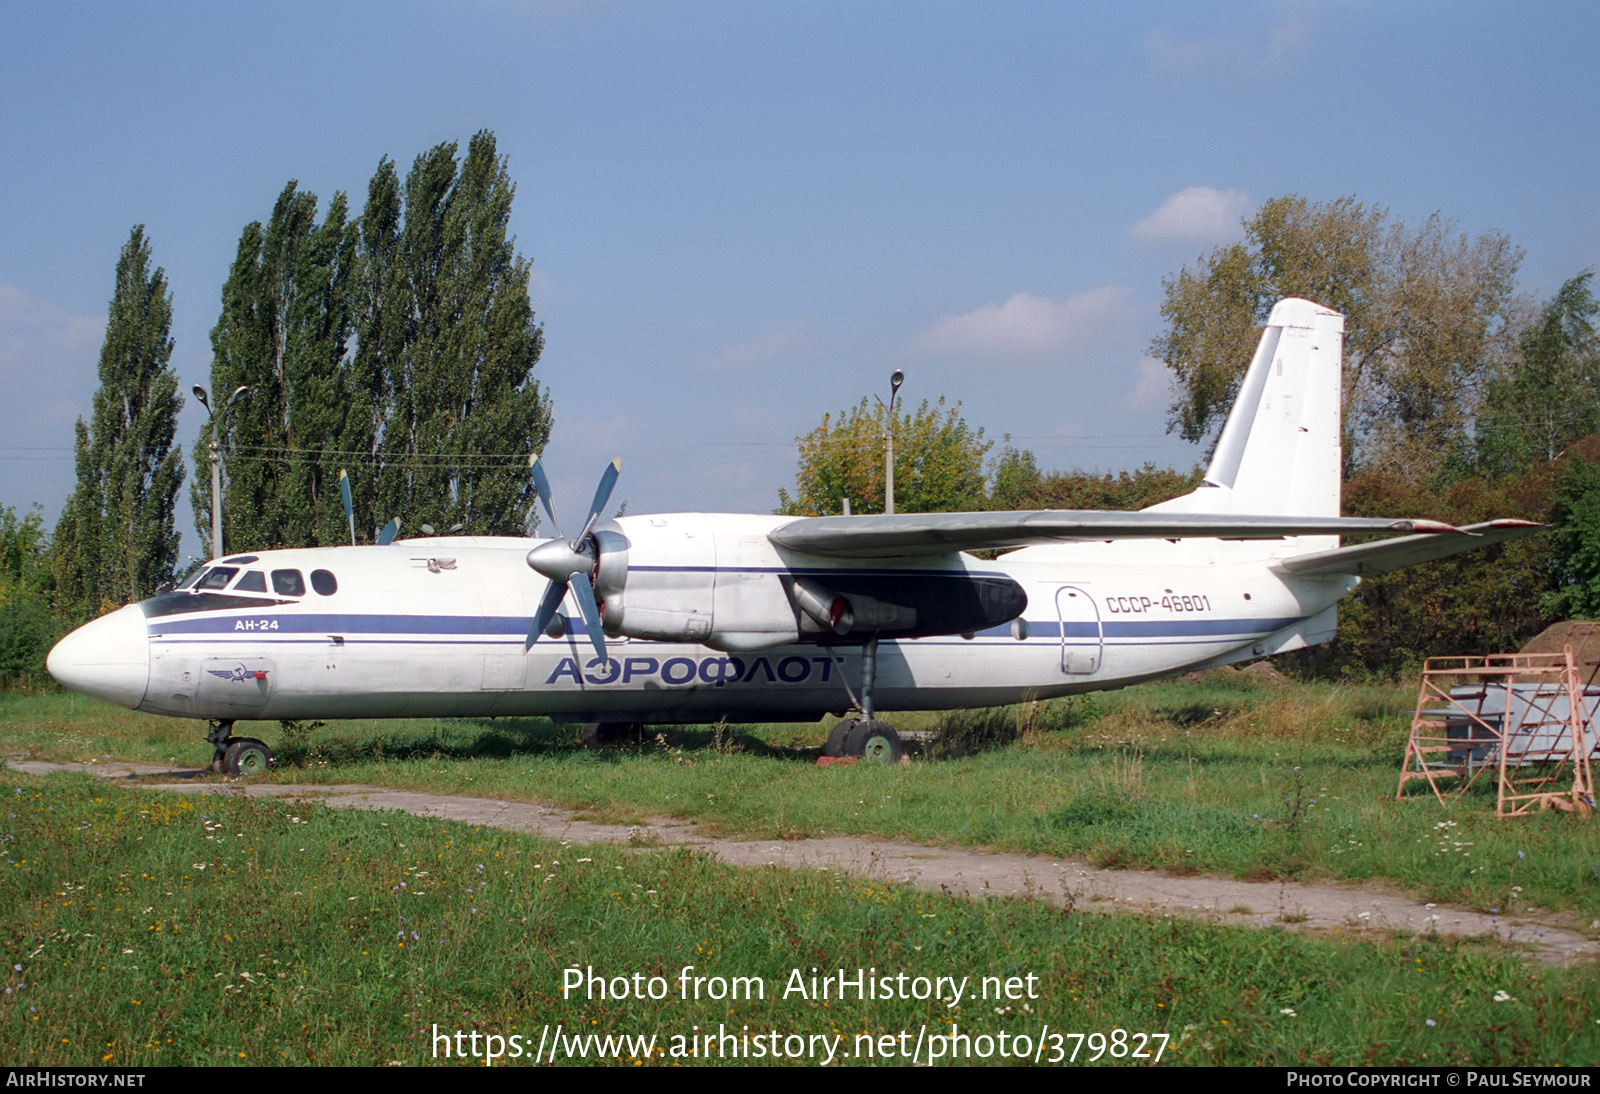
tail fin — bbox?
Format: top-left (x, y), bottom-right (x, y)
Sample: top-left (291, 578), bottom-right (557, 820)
top-left (1147, 298), bottom-right (1343, 519)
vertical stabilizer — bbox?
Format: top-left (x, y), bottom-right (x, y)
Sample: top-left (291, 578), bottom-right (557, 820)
top-left (1147, 298), bottom-right (1343, 526)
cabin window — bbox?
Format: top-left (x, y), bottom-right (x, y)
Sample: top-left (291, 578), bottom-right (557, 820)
top-left (310, 569), bottom-right (338, 596)
top-left (197, 567), bottom-right (238, 590)
top-left (271, 569), bottom-right (306, 597)
top-left (235, 570), bottom-right (267, 593)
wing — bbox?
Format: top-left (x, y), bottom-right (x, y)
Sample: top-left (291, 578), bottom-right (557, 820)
top-left (767, 510), bottom-right (1463, 560)
top-left (1270, 520), bottom-right (1544, 577)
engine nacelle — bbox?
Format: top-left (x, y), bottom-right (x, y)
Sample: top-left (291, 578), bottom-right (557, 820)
top-left (593, 520), bottom-right (716, 642)
top-left (591, 514), bottom-right (1027, 652)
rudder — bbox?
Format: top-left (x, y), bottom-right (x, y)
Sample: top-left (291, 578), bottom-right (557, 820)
top-left (1147, 298), bottom-right (1343, 520)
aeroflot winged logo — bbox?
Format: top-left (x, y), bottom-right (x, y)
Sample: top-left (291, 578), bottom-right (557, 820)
top-left (207, 664), bottom-right (268, 684)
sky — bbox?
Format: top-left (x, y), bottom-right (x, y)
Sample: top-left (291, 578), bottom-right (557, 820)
top-left (3, 1), bottom-right (1598, 561)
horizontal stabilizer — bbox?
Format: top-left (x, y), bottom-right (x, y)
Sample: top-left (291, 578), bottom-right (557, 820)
top-left (769, 511), bottom-right (1461, 559)
top-left (1271, 520), bottom-right (1544, 578)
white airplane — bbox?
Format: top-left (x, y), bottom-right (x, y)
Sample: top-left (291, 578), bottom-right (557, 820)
top-left (47, 298), bottom-right (1539, 773)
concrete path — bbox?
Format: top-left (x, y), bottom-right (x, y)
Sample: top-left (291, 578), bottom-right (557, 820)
top-left (11, 758), bottom-right (1597, 966)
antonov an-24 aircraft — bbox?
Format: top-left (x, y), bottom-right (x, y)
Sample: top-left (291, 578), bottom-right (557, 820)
top-left (48, 298), bottom-right (1539, 773)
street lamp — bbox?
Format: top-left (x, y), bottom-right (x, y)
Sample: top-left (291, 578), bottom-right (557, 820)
top-left (193, 384), bottom-right (250, 559)
top-left (878, 369), bottom-right (905, 515)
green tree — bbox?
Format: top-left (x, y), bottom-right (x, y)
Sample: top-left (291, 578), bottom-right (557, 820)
top-left (1472, 271), bottom-right (1600, 475)
top-left (1288, 463), bottom-right (1556, 679)
top-left (53, 226), bottom-right (184, 619)
top-left (359, 131), bottom-right (551, 536)
top-left (194, 181), bottom-right (360, 553)
top-left (778, 396), bottom-right (991, 516)
top-left (986, 443), bottom-right (1203, 511)
top-left (1151, 194), bottom-right (1524, 480)
top-left (0, 505), bottom-right (59, 683)
top-left (1540, 442), bottom-right (1600, 620)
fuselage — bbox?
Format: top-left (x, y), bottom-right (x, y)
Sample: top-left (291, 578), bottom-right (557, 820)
top-left (46, 512), bottom-right (1356, 725)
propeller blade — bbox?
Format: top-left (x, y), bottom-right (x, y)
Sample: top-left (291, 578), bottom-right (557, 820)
top-left (338, 470), bottom-right (355, 546)
top-left (577, 458), bottom-right (622, 544)
top-left (568, 578), bottom-right (607, 661)
top-left (526, 580), bottom-right (568, 651)
top-left (529, 454), bottom-right (562, 537)
top-left (377, 518), bottom-right (400, 546)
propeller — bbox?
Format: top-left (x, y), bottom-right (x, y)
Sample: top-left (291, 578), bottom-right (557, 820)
top-left (334, 467), bottom-right (402, 547)
top-left (524, 457), bottom-right (622, 659)
top-left (338, 470), bottom-right (356, 546)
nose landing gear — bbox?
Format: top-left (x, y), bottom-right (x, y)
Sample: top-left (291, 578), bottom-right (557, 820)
top-left (206, 720), bottom-right (275, 776)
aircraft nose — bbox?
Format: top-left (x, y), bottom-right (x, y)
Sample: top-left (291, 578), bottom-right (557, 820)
top-left (46, 603), bottom-right (150, 710)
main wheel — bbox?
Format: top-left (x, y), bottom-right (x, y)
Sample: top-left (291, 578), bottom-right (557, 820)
top-left (843, 719), bottom-right (904, 763)
top-left (823, 717), bottom-right (860, 758)
top-left (222, 738), bottom-right (274, 776)
top-left (580, 722), bottom-right (643, 748)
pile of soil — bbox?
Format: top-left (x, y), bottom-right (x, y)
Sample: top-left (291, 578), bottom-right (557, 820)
top-left (1180, 660), bottom-right (1289, 686)
top-left (1520, 620), bottom-right (1600, 687)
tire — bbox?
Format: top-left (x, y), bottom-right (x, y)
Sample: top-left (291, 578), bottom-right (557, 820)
top-left (844, 719), bottom-right (904, 763)
top-left (823, 717), bottom-right (859, 758)
top-left (580, 722), bottom-right (642, 748)
top-left (222, 738), bottom-right (274, 776)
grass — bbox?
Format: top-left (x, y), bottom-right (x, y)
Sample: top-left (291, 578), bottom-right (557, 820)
top-left (3, 672), bottom-right (1600, 923)
top-left (2, 771), bottom-right (1596, 1066)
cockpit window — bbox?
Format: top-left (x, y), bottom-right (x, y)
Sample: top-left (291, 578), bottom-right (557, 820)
top-left (221, 555), bottom-right (259, 564)
top-left (310, 569), bottom-right (338, 596)
top-left (271, 569), bottom-right (306, 597)
top-left (176, 568), bottom-right (206, 590)
top-left (234, 570), bottom-right (267, 593)
top-left (197, 567), bottom-right (238, 590)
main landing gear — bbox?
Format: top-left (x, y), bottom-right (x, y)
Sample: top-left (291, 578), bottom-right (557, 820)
top-left (821, 636), bottom-right (905, 763)
top-left (206, 720), bottom-right (275, 776)
top-left (579, 721), bottom-right (645, 748)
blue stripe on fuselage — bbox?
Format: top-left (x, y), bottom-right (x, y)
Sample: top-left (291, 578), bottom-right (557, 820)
top-left (151, 612), bottom-right (1301, 640)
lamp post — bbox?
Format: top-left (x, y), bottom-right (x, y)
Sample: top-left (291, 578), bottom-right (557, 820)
top-left (193, 384), bottom-right (250, 559)
top-left (880, 369), bottom-right (905, 515)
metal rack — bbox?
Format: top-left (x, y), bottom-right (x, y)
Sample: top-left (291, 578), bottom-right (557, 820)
top-left (1397, 648), bottom-right (1597, 818)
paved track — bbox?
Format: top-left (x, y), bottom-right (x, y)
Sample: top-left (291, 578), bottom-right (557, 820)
top-left (11, 758), bottom-right (1597, 966)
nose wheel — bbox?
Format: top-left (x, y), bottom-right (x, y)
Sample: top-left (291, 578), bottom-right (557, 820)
top-left (205, 720), bottom-right (275, 776)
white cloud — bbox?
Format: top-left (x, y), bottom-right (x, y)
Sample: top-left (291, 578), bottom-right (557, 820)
top-left (1131, 186), bottom-right (1253, 248)
top-left (1142, 26), bottom-right (1230, 69)
top-left (1121, 356), bottom-right (1175, 412)
top-left (694, 319), bottom-right (810, 372)
top-left (1143, 4), bottom-right (1318, 70)
top-left (526, 269), bottom-right (568, 311)
top-left (0, 283), bottom-right (105, 353)
top-left (0, 283), bottom-right (106, 516)
top-left (1267, 6), bottom-right (1315, 63)
top-left (912, 285), bottom-right (1133, 362)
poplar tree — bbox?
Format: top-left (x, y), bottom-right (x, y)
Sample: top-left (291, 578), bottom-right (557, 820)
top-left (53, 227), bottom-right (185, 619)
top-left (194, 182), bottom-right (360, 552)
top-left (356, 131), bottom-right (551, 536)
